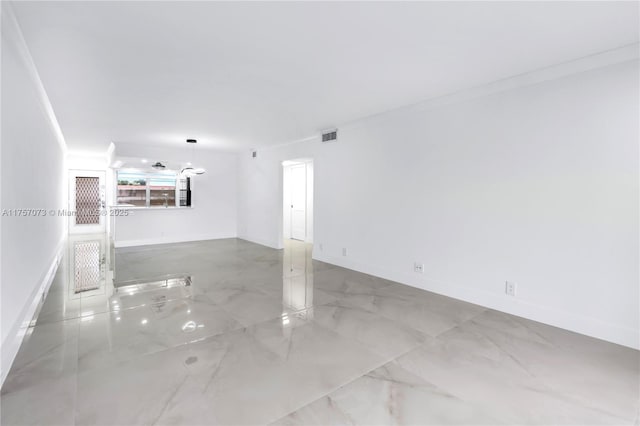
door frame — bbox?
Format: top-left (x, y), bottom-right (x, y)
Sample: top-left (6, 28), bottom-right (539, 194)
top-left (281, 158), bottom-right (313, 246)
top-left (68, 169), bottom-right (106, 234)
top-left (290, 163), bottom-right (307, 241)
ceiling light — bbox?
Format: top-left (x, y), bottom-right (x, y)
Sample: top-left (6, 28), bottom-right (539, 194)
top-left (181, 167), bottom-right (206, 176)
top-left (141, 159), bottom-right (148, 163)
top-left (181, 139), bottom-right (206, 176)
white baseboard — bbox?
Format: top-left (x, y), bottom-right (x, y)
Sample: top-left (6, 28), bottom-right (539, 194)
top-left (237, 235), bottom-right (280, 250)
top-left (1, 235), bottom-right (66, 387)
top-left (114, 233), bottom-right (237, 248)
top-left (313, 252), bottom-right (639, 350)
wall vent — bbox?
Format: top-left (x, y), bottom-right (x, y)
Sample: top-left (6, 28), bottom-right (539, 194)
top-left (321, 129), bottom-right (337, 142)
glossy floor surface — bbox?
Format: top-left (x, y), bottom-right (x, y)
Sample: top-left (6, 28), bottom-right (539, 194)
top-left (1, 236), bottom-right (638, 425)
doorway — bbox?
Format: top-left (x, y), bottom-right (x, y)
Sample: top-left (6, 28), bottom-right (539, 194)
top-left (69, 170), bottom-right (106, 234)
top-left (282, 159), bottom-right (313, 243)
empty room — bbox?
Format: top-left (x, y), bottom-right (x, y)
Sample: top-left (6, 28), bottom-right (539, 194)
top-left (1, 1), bottom-right (638, 425)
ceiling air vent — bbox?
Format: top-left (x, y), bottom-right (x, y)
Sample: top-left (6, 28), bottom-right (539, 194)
top-left (322, 129), bottom-right (337, 142)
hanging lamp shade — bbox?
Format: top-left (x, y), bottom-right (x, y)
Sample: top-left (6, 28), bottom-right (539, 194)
top-left (180, 167), bottom-right (205, 176)
top-left (182, 139), bottom-right (205, 176)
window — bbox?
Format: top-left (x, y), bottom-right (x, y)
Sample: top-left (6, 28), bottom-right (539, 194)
top-left (117, 172), bottom-right (147, 207)
top-left (117, 171), bottom-right (190, 207)
top-left (149, 175), bottom-right (176, 206)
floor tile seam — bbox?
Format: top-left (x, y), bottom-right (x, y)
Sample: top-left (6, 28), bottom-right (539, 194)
top-left (34, 312), bottom-right (87, 326)
top-left (426, 307), bottom-right (491, 340)
top-left (459, 307), bottom-right (492, 326)
top-left (151, 317), bottom-right (247, 347)
top-left (539, 383), bottom-right (637, 423)
top-left (2, 321), bottom-right (81, 397)
top-left (80, 292), bottom-right (216, 317)
top-left (386, 346), bottom-right (520, 422)
top-left (143, 290), bottom-right (224, 307)
top-left (391, 329), bottom-right (636, 423)
top-left (273, 305), bottom-right (426, 380)
top-left (311, 300), bottom-right (431, 343)
top-left (213, 286), bottom-right (284, 301)
top-left (78, 302), bottom-right (156, 321)
top-left (216, 305), bottom-right (310, 336)
top-left (282, 269), bottom-right (310, 279)
top-left (372, 280), bottom-right (400, 292)
top-left (17, 324), bottom-right (81, 360)
top-left (74, 324), bottom-right (241, 378)
top-left (208, 306), bottom-right (371, 365)
top-left (147, 363), bottom-right (193, 426)
top-left (373, 288), bottom-right (479, 309)
top-left (439, 310), bottom-right (566, 352)
top-left (323, 299), bottom-right (438, 340)
top-left (162, 305), bottom-right (251, 338)
top-left (458, 310), bottom-right (574, 351)
top-left (267, 351), bottom-right (412, 425)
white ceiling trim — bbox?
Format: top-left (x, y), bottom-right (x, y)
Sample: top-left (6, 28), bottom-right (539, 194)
top-left (257, 43), bottom-right (639, 153)
top-left (345, 43), bottom-right (640, 128)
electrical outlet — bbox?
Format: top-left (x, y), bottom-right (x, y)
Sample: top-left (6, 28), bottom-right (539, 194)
top-left (505, 281), bottom-right (517, 297)
top-left (414, 262), bottom-right (424, 273)
top-left (342, 248), bottom-right (347, 256)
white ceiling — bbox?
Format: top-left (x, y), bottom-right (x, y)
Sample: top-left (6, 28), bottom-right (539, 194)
top-left (12, 1), bottom-right (639, 153)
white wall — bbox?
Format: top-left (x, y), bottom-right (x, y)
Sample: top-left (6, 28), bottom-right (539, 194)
top-left (1, 4), bottom-right (67, 384)
top-left (112, 144), bottom-right (238, 247)
top-left (239, 142), bottom-right (317, 249)
top-left (237, 58), bottom-right (639, 349)
top-left (66, 153), bottom-right (108, 171)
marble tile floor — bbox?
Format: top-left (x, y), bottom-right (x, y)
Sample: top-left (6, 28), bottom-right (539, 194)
top-left (1, 236), bottom-right (638, 425)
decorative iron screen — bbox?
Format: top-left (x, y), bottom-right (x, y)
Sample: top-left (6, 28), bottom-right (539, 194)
top-left (75, 177), bottom-right (100, 225)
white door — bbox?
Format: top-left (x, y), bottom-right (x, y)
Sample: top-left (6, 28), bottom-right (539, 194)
top-left (290, 164), bottom-right (306, 241)
top-left (69, 170), bottom-right (106, 234)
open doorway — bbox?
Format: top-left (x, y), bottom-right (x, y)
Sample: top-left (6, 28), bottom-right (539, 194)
top-left (282, 159), bottom-right (313, 243)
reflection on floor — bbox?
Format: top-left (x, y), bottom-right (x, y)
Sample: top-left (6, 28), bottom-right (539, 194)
top-left (1, 236), bottom-right (638, 425)
top-left (72, 240), bottom-right (103, 293)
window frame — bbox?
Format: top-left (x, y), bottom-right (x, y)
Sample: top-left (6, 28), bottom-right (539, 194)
top-left (116, 170), bottom-right (189, 208)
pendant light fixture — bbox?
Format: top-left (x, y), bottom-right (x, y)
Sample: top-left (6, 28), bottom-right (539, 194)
top-left (181, 139), bottom-right (206, 176)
